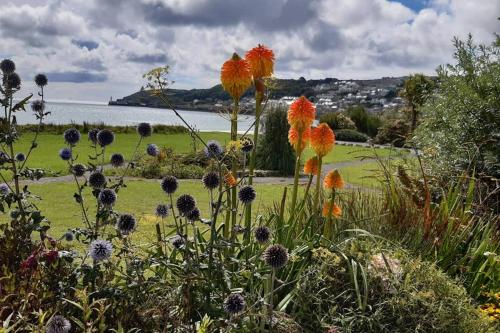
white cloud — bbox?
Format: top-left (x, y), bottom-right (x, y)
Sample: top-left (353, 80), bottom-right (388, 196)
top-left (0, 0), bottom-right (497, 102)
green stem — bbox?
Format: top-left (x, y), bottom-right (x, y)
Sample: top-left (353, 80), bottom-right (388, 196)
top-left (244, 93), bottom-right (263, 244)
top-left (313, 156), bottom-right (323, 212)
top-left (230, 99), bottom-right (239, 243)
top-left (290, 130), bottom-right (304, 212)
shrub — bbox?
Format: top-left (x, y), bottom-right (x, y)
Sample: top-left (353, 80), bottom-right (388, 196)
top-left (375, 119), bottom-right (410, 147)
top-left (415, 35), bottom-right (500, 182)
top-left (319, 112), bottom-right (356, 130)
top-left (335, 129), bottom-right (369, 142)
top-left (293, 245), bottom-right (493, 332)
top-left (346, 105), bottom-right (383, 137)
top-left (256, 106), bottom-right (295, 176)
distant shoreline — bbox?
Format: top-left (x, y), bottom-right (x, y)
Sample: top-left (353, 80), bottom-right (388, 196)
top-left (108, 101), bottom-right (220, 113)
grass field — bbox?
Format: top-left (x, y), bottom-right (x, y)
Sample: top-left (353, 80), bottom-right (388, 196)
top-left (0, 179), bottom-right (287, 242)
top-left (7, 131), bottom-right (399, 176)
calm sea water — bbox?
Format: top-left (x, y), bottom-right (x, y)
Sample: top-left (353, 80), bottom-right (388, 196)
top-left (14, 101), bottom-right (255, 132)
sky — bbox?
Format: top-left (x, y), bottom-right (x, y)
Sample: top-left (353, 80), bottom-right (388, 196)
top-left (0, 0), bottom-right (498, 103)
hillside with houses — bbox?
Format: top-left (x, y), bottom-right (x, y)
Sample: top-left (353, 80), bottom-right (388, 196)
top-left (109, 76), bottom-right (409, 114)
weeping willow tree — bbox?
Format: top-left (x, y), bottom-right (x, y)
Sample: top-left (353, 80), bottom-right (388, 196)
top-left (256, 106), bottom-right (295, 176)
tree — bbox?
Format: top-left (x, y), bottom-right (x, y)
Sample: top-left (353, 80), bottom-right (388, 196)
top-left (399, 73), bottom-right (435, 131)
top-left (256, 106), bottom-right (295, 176)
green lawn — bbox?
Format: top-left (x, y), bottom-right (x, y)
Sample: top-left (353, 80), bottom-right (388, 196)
top-left (8, 131), bottom-right (229, 176)
top-left (0, 179), bottom-right (287, 242)
top-left (7, 131), bottom-right (401, 178)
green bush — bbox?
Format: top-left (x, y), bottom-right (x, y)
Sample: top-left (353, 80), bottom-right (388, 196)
top-left (18, 122), bottom-right (189, 134)
top-left (293, 244), bottom-right (493, 333)
top-left (319, 112), bottom-right (356, 130)
top-left (256, 106), bottom-right (295, 176)
top-left (346, 105), bottom-right (383, 137)
top-left (375, 119), bottom-right (410, 147)
top-left (335, 129), bottom-right (369, 142)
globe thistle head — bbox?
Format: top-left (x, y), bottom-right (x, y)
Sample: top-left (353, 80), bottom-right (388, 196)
top-left (137, 122), bottom-right (153, 137)
top-left (88, 171), bottom-right (106, 188)
top-left (10, 209), bottom-right (20, 219)
top-left (263, 244), bottom-right (289, 269)
top-left (254, 226), bottom-right (271, 244)
top-left (0, 183), bottom-right (10, 196)
top-left (63, 128), bottom-right (81, 145)
top-left (31, 100), bottom-right (45, 114)
top-left (71, 163), bottom-right (86, 177)
top-left (46, 315), bottom-right (71, 333)
top-left (202, 171), bottom-right (219, 190)
top-left (176, 194), bottom-right (196, 215)
top-left (89, 239), bottom-right (113, 262)
top-left (117, 214), bottom-right (137, 235)
top-left (98, 188), bottom-right (117, 207)
top-left (110, 153), bottom-right (125, 167)
top-left (146, 143), bottom-right (159, 156)
top-left (223, 293), bottom-right (246, 315)
top-left (64, 231), bottom-right (74, 242)
top-left (186, 207), bottom-right (200, 222)
top-left (161, 175), bottom-right (178, 194)
top-left (34, 73), bottom-right (48, 87)
top-left (0, 151), bottom-right (9, 164)
top-left (238, 185), bottom-right (256, 205)
top-left (155, 204), bottom-right (169, 218)
top-left (0, 59), bottom-right (15, 74)
top-left (59, 148), bottom-right (72, 161)
top-left (240, 137), bottom-right (254, 154)
top-left (3, 72), bottom-right (21, 89)
top-left (97, 129), bottom-right (114, 146)
top-left (15, 153), bottom-right (25, 162)
top-left (88, 128), bottom-right (99, 144)
top-left (204, 140), bottom-right (223, 159)
top-left (171, 235), bottom-right (185, 249)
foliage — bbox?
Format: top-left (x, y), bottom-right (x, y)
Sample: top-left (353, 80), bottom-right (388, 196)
top-left (399, 73), bottom-right (435, 131)
top-left (375, 119), bottom-right (410, 147)
top-left (256, 106), bottom-right (295, 176)
top-left (415, 35), bottom-right (500, 181)
top-left (293, 245), bottom-right (492, 333)
top-left (335, 129), bottom-right (369, 142)
top-left (346, 105), bottom-right (383, 137)
top-left (18, 122), bottom-right (188, 135)
top-left (319, 112), bottom-right (357, 130)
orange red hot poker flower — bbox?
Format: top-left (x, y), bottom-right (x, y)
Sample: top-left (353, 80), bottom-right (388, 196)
top-left (323, 169), bottom-right (345, 190)
top-left (287, 96), bottom-right (316, 131)
top-left (303, 156), bottom-right (319, 175)
top-left (322, 202), bottom-right (342, 218)
top-left (245, 44), bottom-right (275, 79)
top-left (220, 53), bottom-right (252, 100)
top-left (310, 123), bottom-right (335, 158)
top-left (288, 126), bottom-right (311, 153)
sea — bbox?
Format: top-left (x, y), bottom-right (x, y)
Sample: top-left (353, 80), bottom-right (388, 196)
top-left (13, 101), bottom-right (256, 133)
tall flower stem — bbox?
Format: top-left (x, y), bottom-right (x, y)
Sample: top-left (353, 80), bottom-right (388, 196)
top-left (290, 129), bottom-right (304, 212)
top-left (244, 92), bottom-right (263, 244)
top-left (268, 268), bottom-right (276, 332)
top-left (313, 156), bottom-right (323, 212)
top-left (230, 99), bottom-right (239, 243)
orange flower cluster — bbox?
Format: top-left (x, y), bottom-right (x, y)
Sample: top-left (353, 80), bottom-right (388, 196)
top-left (310, 123), bottom-right (335, 158)
top-left (221, 45), bottom-right (275, 100)
top-left (303, 156), bottom-right (319, 175)
top-left (322, 202), bottom-right (342, 218)
top-left (245, 44), bottom-right (274, 79)
top-left (220, 53), bottom-right (252, 100)
top-left (323, 169), bottom-right (344, 190)
top-left (287, 96), bottom-right (316, 132)
top-left (288, 127), bottom-right (311, 153)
